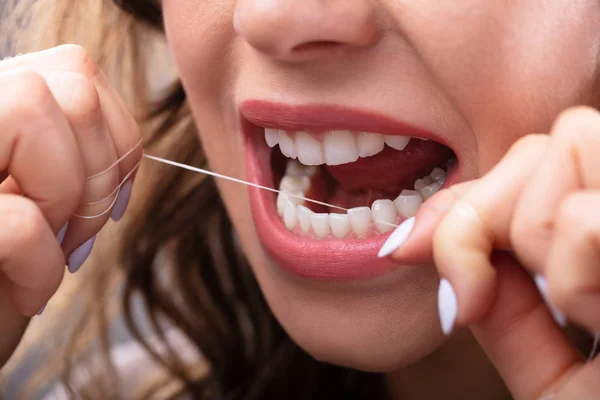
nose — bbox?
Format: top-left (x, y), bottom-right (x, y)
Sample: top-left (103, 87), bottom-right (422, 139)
top-left (234, 0), bottom-right (380, 62)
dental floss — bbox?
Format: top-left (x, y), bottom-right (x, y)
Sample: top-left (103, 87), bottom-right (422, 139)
top-left (140, 154), bottom-right (600, 363)
top-left (77, 147), bottom-right (600, 372)
top-left (143, 153), bottom-right (403, 229)
top-left (74, 159), bottom-right (141, 219)
top-left (85, 140), bottom-right (143, 180)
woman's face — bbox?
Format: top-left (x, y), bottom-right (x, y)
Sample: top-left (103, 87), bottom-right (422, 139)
top-left (162, 0), bottom-right (600, 370)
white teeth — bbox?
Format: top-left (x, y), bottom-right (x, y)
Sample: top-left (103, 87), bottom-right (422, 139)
top-left (265, 128), bottom-right (280, 148)
top-left (311, 213), bottom-right (331, 238)
top-left (394, 190), bottom-right (423, 218)
top-left (384, 135), bottom-right (411, 151)
top-left (285, 159), bottom-right (317, 178)
top-left (357, 132), bottom-right (385, 158)
top-left (277, 192), bottom-right (301, 216)
top-left (276, 152), bottom-right (451, 238)
top-left (283, 200), bottom-right (298, 229)
top-left (297, 205), bottom-right (313, 233)
top-left (371, 199), bottom-right (397, 233)
top-left (329, 213), bottom-right (351, 238)
top-left (269, 130), bottom-right (416, 165)
top-left (285, 160), bottom-right (306, 177)
top-left (430, 167), bottom-right (447, 183)
top-left (323, 130), bottom-right (359, 166)
top-left (295, 132), bottom-right (325, 166)
top-left (414, 176), bottom-right (434, 191)
top-left (430, 166), bottom-right (447, 185)
top-left (348, 207), bottom-right (372, 237)
top-left (280, 176), bottom-right (310, 193)
top-left (278, 131), bottom-right (297, 159)
top-left (418, 181), bottom-right (443, 200)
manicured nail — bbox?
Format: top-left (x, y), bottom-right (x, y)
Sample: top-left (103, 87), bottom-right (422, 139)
top-left (534, 274), bottom-right (567, 327)
top-left (378, 217), bottom-right (416, 258)
top-left (68, 235), bottom-right (96, 274)
top-left (438, 278), bottom-right (458, 335)
top-left (111, 180), bottom-right (133, 221)
top-left (57, 223), bottom-right (68, 246)
top-left (37, 304), bottom-right (47, 316)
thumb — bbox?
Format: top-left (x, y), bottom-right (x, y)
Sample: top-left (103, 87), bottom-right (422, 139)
top-left (472, 253), bottom-right (582, 400)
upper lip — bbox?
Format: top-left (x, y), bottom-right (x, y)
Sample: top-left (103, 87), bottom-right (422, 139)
top-left (240, 100), bottom-right (450, 145)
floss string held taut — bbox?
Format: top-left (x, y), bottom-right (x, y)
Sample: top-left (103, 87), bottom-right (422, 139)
top-left (76, 145), bottom-right (600, 364)
top-left (141, 155), bottom-right (600, 362)
top-left (142, 154), bottom-right (453, 228)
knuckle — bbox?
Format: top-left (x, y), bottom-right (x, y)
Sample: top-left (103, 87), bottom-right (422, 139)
top-left (4, 71), bottom-right (57, 121)
top-left (509, 217), bottom-right (529, 248)
top-left (54, 44), bottom-right (99, 77)
top-left (552, 106), bottom-right (600, 138)
top-left (549, 274), bottom-right (580, 312)
top-left (57, 71), bottom-right (102, 126)
top-left (1, 198), bottom-right (47, 252)
top-left (556, 195), bottom-right (586, 230)
top-left (507, 134), bottom-right (548, 155)
top-left (555, 195), bottom-right (599, 249)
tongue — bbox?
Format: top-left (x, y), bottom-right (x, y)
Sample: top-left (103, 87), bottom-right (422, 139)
top-left (324, 140), bottom-right (453, 195)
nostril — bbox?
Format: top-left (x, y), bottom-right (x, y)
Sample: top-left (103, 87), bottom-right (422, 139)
top-left (291, 41), bottom-right (344, 53)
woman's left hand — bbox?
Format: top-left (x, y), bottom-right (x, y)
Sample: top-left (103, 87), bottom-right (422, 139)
top-left (387, 106), bottom-right (600, 399)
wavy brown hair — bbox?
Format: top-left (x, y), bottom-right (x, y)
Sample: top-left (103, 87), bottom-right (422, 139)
top-left (2, 0), bottom-right (386, 398)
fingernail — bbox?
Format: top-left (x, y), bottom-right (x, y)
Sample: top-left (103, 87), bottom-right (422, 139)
top-left (438, 278), bottom-right (458, 335)
top-left (111, 180), bottom-right (133, 221)
top-left (377, 217), bottom-right (415, 258)
top-left (534, 274), bottom-right (567, 327)
top-left (37, 304), bottom-right (47, 316)
top-left (57, 223), bottom-right (68, 246)
top-left (68, 235), bottom-right (96, 274)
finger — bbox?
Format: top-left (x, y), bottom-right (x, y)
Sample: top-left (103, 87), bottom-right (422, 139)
top-left (0, 195), bottom-right (66, 316)
top-left (550, 356), bottom-right (600, 399)
top-left (512, 106), bottom-right (600, 273)
top-left (38, 70), bottom-right (121, 255)
top-left (433, 135), bottom-right (548, 327)
top-left (472, 254), bottom-right (582, 400)
top-left (0, 46), bottom-right (143, 257)
top-left (382, 181), bottom-right (476, 265)
top-left (0, 45), bottom-right (143, 181)
top-left (0, 70), bottom-right (84, 231)
top-left (546, 191), bottom-right (600, 332)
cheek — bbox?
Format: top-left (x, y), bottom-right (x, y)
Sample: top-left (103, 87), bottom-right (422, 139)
top-left (162, 0), bottom-right (235, 109)
top-left (387, 1), bottom-right (600, 173)
top-left (162, 1), bottom-right (256, 251)
top-left (162, 1), bottom-right (241, 169)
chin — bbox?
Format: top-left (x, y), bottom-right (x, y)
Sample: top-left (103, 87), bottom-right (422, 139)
top-left (226, 100), bottom-right (462, 371)
top-left (246, 255), bottom-right (447, 372)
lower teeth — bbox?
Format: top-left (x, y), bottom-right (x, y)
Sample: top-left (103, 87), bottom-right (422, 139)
top-left (276, 160), bottom-right (448, 239)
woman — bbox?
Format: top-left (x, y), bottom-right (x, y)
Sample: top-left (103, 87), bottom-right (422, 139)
top-left (0, 0), bottom-right (599, 398)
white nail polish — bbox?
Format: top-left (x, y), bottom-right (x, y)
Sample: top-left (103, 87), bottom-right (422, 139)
top-left (438, 279), bottom-right (457, 335)
top-left (377, 217), bottom-right (415, 258)
top-left (534, 274), bottom-right (567, 327)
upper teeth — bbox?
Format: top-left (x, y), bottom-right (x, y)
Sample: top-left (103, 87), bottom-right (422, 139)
top-left (265, 129), bottom-right (418, 166)
top-left (277, 160), bottom-right (448, 239)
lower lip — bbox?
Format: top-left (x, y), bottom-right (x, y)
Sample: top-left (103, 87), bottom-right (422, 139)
top-left (243, 124), bottom-right (457, 281)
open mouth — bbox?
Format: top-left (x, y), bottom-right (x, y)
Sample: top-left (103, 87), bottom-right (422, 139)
top-left (241, 101), bottom-right (460, 280)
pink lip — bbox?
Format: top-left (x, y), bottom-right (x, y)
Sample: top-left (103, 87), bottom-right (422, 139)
top-left (241, 100), bottom-right (448, 142)
top-left (241, 100), bottom-right (457, 280)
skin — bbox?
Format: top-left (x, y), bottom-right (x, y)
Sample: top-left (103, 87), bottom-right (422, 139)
top-left (160, 0), bottom-right (600, 397)
top-left (0, 0), bottom-right (599, 399)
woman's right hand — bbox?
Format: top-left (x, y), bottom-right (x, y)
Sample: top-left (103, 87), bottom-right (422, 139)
top-left (0, 45), bottom-right (143, 366)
